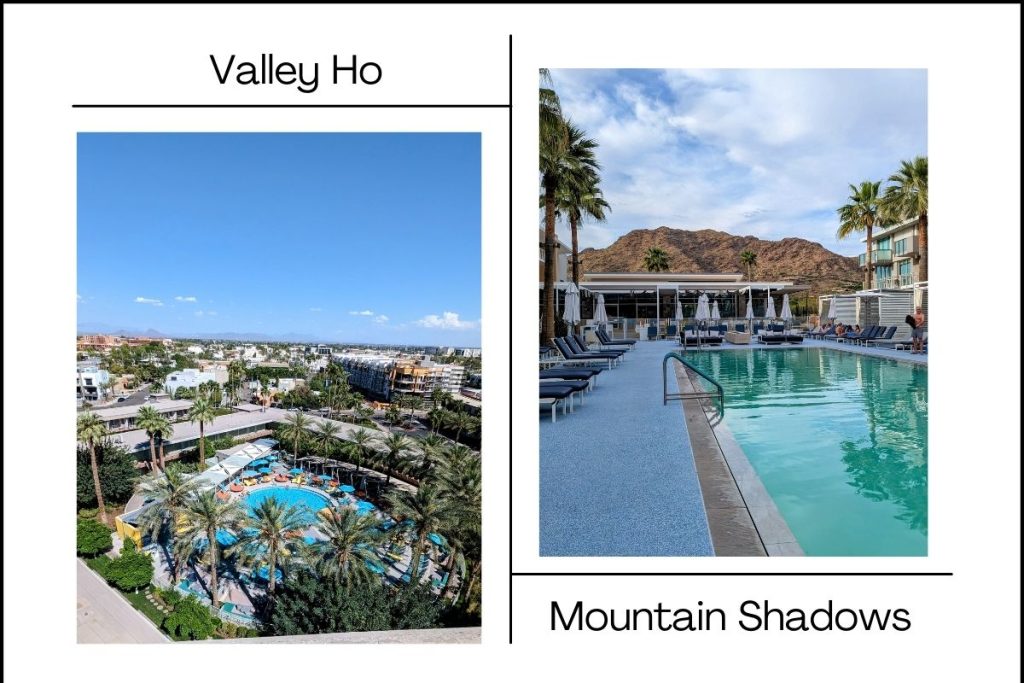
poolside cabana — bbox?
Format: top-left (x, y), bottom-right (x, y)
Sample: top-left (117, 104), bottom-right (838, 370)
top-left (217, 453), bottom-right (256, 476)
top-left (192, 469), bottom-right (230, 490)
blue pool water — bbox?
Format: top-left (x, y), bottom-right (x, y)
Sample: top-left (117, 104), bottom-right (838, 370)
top-left (684, 348), bottom-right (927, 556)
top-left (244, 486), bottom-right (332, 524)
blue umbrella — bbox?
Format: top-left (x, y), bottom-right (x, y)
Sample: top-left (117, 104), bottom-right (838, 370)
top-left (339, 484), bottom-right (355, 493)
top-left (365, 559), bottom-right (385, 574)
top-left (266, 454), bottom-right (279, 461)
top-left (302, 535), bottom-right (318, 545)
top-left (195, 529), bottom-right (238, 550)
top-left (428, 533), bottom-right (445, 546)
top-left (255, 566), bottom-right (283, 582)
top-left (289, 468), bottom-right (303, 475)
top-left (240, 470), bottom-right (259, 478)
top-left (258, 467), bottom-right (272, 474)
top-left (249, 459), bottom-right (267, 467)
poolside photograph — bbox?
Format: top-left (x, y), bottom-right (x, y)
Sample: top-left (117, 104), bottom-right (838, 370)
top-left (76, 133), bottom-right (482, 642)
top-left (539, 69), bottom-right (928, 557)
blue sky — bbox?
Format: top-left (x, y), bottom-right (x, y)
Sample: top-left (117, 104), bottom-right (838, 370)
top-left (547, 69), bottom-right (927, 256)
top-left (78, 133), bottom-right (480, 346)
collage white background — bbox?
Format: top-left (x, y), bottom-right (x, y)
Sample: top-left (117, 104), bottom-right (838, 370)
top-left (3, 4), bottom-right (1020, 681)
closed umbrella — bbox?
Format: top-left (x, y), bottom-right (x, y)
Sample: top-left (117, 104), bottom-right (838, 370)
top-left (765, 290), bottom-right (777, 322)
top-left (674, 296), bottom-right (683, 322)
top-left (745, 293), bottom-right (754, 324)
top-left (561, 282), bottom-right (581, 328)
top-left (694, 293), bottom-right (710, 346)
top-left (826, 297), bottom-right (837, 321)
top-left (710, 300), bottom-right (720, 323)
top-left (593, 293), bottom-right (609, 332)
top-left (780, 294), bottom-right (793, 331)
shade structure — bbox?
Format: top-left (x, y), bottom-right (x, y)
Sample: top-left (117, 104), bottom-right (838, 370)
top-left (561, 281), bottom-right (581, 326)
top-left (593, 293), bottom-right (609, 330)
top-left (710, 300), bottom-right (721, 322)
top-left (339, 484), bottom-right (355, 493)
top-left (266, 454), bottom-right (279, 461)
top-left (765, 294), bottom-right (777, 320)
top-left (255, 566), bottom-right (283, 583)
top-left (258, 467), bottom-right (272, 474)
top-left (826, 297), bottom-right (837, 320)
top-left (239, 470), bottom-right (259, 479)
top-left (249, 459), bottom-right (268, 468)
top-left (780, 294), bottom-right (793, 326)
top-left (192, 469), bottom-right (230, 490)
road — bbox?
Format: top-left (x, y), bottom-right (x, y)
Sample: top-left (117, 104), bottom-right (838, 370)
top-left (115, 384), bottom-right (153, 407)
top-left (77, 559), bottom-right (168, 643)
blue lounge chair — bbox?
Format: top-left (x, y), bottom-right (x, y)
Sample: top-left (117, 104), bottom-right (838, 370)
top-left (666, 324), bottom-right (677, 338)
top-left (539, 367), bottom-right (602, 384)
top-left (735, 323), bottom-right (746, 333)
top-left (551, 337), bottom-right (619, 369)
top-left (647, 325), bottom-right (658, 340)
top-left (574, 332), bottom-right (628, 354)
top-left (539, 384), bottom-right (578, 421)
top-left (596, 328), bottom-right (636, 346)
top-left (566, 335), bottom-right (625, 359)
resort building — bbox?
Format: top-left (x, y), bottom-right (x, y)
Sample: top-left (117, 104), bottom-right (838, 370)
top-left (76, 359), bottom-right (110, 402)
top-left (196, 360), bottom-right (230, 384)
top-left (164, 368), bottom-right (219, 395)
top-left (859, 216), bottom-right (924, 290)
top-left (89, 398), bottom-right (194, 433)
top-left (337, 353), bottom-right (465, 401)
top-left (539, 228), bottom-right (570, 283)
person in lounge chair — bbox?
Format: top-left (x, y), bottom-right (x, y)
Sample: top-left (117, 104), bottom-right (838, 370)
top-left (911, 307), bottom-right (926, 354)
top-left (835, 323), bottom-right (846, 337)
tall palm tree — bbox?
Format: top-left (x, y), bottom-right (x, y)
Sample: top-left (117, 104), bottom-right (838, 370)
top-left (430, 387), bottom-right (450, 410)
top-left (881, 156), bottom-right (928, 281)
top-left (643, 247), bottom-right (670, 273)
top-left (315, 507), bottom-right (383, 586)
top-left (384, 403), bottom-right (402, 432)
top-left (345, 428), bottom-right (375, 475)
top-left (135, 405), bottom-right (162, 472)
top-left (175, 490), bottom-right (246, 608)
top-left (77, 412), bottom-right (110, 524)
top-left (280, 412), bottom-right (310, 467)
top-left (313, 420), bottom-right (341, 472)
top-left (739, 250), bottom-right (758, 281)
top-left (553, 123), bottom-right (609, 288)
top-left (417, 433), bottom-right (448, 481)
top-left (381, 433), bottom-right (413, 486)
top-left (135, 468), bottom-right (200, 583)
top-left (187, 397), bottom-right (216, 470)
top-left (451, 411), bottom-right (475, 444)
top-left (404, 395), bottom-right (424, 422)
top-left (386, 485), bottom-right (450, 583)
top-left (232, 497), bottom-right (306, 595)
top-left (837, 180), bottom-right (882, 289)
top-left (540, 68), bottom-right (571, 344)
top-left (155, 417), bottom-right (173, 470)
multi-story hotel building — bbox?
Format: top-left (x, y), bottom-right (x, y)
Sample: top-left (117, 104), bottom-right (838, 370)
top-left (859, 216), bottom-right (925, 290)
top-left (337, 353), bottom-right (466, 402)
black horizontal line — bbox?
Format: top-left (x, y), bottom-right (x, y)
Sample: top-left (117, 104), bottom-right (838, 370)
top-left (512, 572), bottom-right (953, 577)
top-left (72, 103), bottom-right (511, 109)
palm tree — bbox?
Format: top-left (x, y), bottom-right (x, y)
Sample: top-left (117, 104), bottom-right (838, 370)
top-left (540, 68), bottom-right (570, 344)
top-left (430, 387), bottom-right (450, 410)
top-left (315, 507), bottom-right (383, 586)
top-left (837, 180), bottom-right (883, 289)
top-left (451, 411), bottom-right (475, 443)
top-left (553, 123), bottom-right (609, 288)
top-left (232, 497), bottom-right (306, 595)
top-left (136, 405), bottom-right (162, 472)
top-left (417, 433), bottom-right (448, 480)
top-left (643, 247), bottom-right (670, 273)
top-left (739, 250), bottom-right (758, 281)
top-left (155, 417), bottom-right (173, 470)
top-left (384, 403), bottom-right (402, 432)
top-left (386, 485), bottom-right (450, 583)
top-left (313, 420), bottom-right (341, 472)
top-left (381, 433), bottom-right (413, 486)
top-left (135, 469), bottom-right (201, 583)
top-left (279, 412), bottom-right (310, 467)
top-left (404, 395), bottom-right (424, 422)
top-left (187, 397), bottom-right (216, 470)
top-left (174, 491), bottom-right (246, 608)
top-left (345, 428), bottom-right (375, 475)
top-left (77, 412), bottom-right (110, 524)
top-left (881, 156), bottom-right (928, 281)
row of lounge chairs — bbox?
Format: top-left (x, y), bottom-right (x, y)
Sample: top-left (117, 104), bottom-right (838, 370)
top-left (677, 323), bottom-right (804, 346)
top-left (810, 324), bottom-right (926, 351)
top-left (539, 331), bottom-right (634, 422)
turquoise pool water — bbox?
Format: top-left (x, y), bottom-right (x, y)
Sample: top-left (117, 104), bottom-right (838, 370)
top-left (244, 486), bottom-right (331, 524)
top-left (684, 348), bottom-right (927, 556)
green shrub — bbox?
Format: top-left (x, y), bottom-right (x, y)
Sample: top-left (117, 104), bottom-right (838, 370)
top-left (78, 507), bottom-right (100, 520)
top-left (77, 518), bottom-right (114, 556)
top-left (162, 595), bottom-right (219, 640)
top-left (104, 538), bottom-right (154, 592)
top-left (156, 586), bottom-right (182, 607)
top-left (77, 439), bottom-right (141, 508)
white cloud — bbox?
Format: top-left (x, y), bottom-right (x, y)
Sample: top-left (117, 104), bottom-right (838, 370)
top-left (134, 296), bottom-right (163, 306)
top-left (309, 307), bottom-right (322, 312)
top-left (77, 293), bottom-right (83, 303)
top-left (349, 310), bottom-right (374, 316)
top-left (194, 310), bottom-right (217, 317)
top-left (175, 296), bottom-right (198, 303)
top-left (415, 312), bottom-right (477, 330)
top-left (374, 315), bottom-right (389, 324)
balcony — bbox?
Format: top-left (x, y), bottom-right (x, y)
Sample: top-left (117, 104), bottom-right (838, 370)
top-left (859, 249), bottom-right (893, 267)
top-left (893, 237), bottom-right (919, 258)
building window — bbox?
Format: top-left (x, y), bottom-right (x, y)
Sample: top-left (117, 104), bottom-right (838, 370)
top-left (877, 236), bottom-right (891, 251)
top-left (899, 260), bottom-right (912, 276)
top-left (894, 238), bottom-right (907, 255)
top-left (84, 378), bottom-right (93, 386)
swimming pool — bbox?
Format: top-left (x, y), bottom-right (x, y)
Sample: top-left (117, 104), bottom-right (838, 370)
top-left (684, 348), bottom-right (927, 556)
top-left (244, 486), bottom-right (332, 524)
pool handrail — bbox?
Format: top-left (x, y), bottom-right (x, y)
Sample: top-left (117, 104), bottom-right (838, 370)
top-left (663, 350), bottom-right (725, 410)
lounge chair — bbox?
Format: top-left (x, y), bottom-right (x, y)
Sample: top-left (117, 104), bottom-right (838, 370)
top-left (540, 377), bottom-right (592, 395)
top-left (596, 328), bottom-right (636, 346)
top-left (550, 337), bottom-right (618, 369)
top-left (539, 367), bottom-right (602, 386)
top-left (735, 323), bottom-right (746, 333)
top-left (666, 324), bottom-right (677, 338)
top-left (539, 383), bottom-right (582, 421)
top-left (564, 335), bottom-right (625, 361)
top-left (647, 325), bottom-right (658, 340)
top-left (864, 327), bottom-right (899, 346)
top-left (574, 333), bottom-right (628, 354)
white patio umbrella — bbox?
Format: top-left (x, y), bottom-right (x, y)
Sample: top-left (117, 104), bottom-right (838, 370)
top-left (780, 294), bottom-right (792, 331)
top-left (745, 293), bottom-right (754, 324)
top-left (593, 292), bottom-right (609, 331)
top-left (694, 293), bottom-right (710, 346)
top-left (826, 297), bottom-right (837, 321)
top-left (765, 291), bottom-right (777, 321)
top-left (561, 282), bottom-right (581, 328)
top-left (674, 296), bottom-right (684, 322)
top-left (710, 300), bottom-right (721, 323)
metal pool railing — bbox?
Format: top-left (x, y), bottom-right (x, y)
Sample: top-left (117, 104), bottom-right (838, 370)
top-left (663, 351), bottom-right (725, 410)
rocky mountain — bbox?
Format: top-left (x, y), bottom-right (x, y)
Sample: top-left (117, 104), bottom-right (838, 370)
top-left (579, 227), bottom-right (862, 296)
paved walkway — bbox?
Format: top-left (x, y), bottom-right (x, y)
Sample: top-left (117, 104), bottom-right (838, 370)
top-left (77, 560), bottom-right (168, 643)
top-left (540, 341), bottom-right (713, 556)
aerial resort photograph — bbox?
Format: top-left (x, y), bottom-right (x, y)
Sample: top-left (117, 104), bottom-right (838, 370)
top-left (75, 133), bottom-right (482, 642)
top-left (539, 68), bottom-right (928, 557)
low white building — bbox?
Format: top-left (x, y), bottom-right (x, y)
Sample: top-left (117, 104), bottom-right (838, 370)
top-left (77, 360), bottom-right (110, 402)
top-left (165, 368), bottom-right (218, 395)
top-left (186, 345), bottom-right (204, 355)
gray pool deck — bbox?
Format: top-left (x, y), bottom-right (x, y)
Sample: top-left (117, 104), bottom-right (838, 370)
top-left (540, 341), bottom-right (714, 556)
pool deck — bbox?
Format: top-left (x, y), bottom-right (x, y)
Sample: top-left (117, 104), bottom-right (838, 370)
top-left (540, 341), bottom-right (714, 556)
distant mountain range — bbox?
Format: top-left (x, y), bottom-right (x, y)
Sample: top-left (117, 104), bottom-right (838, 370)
top-left (579, 227), bottom-right (863, 297)
top-left (76, 324), bottom-right (333, 344)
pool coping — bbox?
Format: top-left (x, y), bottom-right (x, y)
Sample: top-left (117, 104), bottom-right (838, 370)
top-left (674, 363), bottom-right (804, 557)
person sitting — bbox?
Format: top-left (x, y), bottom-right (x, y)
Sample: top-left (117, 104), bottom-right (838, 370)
top-left (835, 323), bottom-right (846, 336)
